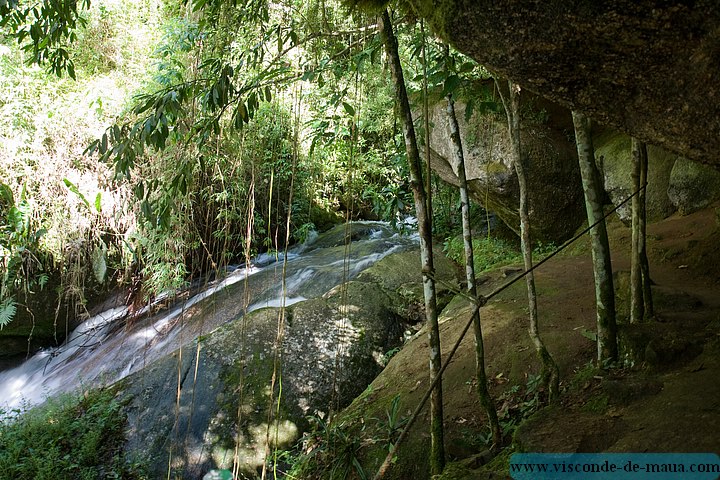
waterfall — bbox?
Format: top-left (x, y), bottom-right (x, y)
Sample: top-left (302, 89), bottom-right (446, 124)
top-left (0, 222), bottom-right (418, 413)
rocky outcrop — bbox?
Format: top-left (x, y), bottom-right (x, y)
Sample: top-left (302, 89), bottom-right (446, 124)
top-left (595, 130), bottom-right (720, 222)
top-left (429, 102), bottom-right (720, 239)
top-left (411, 0), bottom-right (720, 166)
top-left (119, 249), bottom-right (458, 478)
top-left (595, 131), bottom-right (677, 223)
top-left (668, 158), bottom-right (720, 215)
top-left (428, 98), bottom-right (585, 243)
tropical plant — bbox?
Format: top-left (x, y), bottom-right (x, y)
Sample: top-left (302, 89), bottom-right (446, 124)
top-left (0, 183), bottom-right (48, 327)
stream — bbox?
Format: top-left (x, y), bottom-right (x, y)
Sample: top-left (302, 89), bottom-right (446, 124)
top-left (0, 221), bottom-right (418, 413)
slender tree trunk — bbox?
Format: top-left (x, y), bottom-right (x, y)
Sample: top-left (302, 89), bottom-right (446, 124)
top-left (572, 111), bottom-right (618, 363)
top-left (630, 138), bottom-right (644, 324)
top-left (446, 87), bottom-right (502, 448)
top-left (637, 141), bottom-right (654, 318)
top-left (379, 10), bottom-right (445, 474)
top-left (497, 79), bottom-right (559, 400)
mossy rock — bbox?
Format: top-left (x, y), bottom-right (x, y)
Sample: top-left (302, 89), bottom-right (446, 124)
top-left (356, 248), bottom-right (459, 315)
top-left (617, 322), bottom-right (705, 369)
top-left (0, 266), bottom-right (118, 361)
top-left (668, 157), bottom-right (720, 215)
top-left (594, 130), bottom-right (677, 223)
top-left (118, 248), bottom-right (440, 478)
top-left (427, 98), bottom-right (584, 243)
top-left (514, 405), bottom-right (624, 453)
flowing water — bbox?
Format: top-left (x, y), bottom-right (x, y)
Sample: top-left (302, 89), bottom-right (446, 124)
top-left (0, 221), bottom-right (418, 413)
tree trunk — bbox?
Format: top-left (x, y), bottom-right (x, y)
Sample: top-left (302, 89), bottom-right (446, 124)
top-left (446, 87), bottom-right (502, 448)
top-left (572, 111), bottom-right (618, 364)
top-left (637, 141), bottom-right (654, 318)
top-left (379, 9), bottom-right (445, 475)
top-left (497, 79), bottom-right (559, 400)
top-left (630, 138), bottom-right (644, 324)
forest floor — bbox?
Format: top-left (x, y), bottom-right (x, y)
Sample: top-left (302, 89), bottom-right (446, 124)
top-left (350, 203), bottom-right (720, 479)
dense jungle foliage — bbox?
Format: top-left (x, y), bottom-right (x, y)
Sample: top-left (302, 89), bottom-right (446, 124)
top-left (0, 0), bottom-right (498, 330)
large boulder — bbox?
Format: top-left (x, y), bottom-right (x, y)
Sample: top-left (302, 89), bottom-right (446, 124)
top-left (411, 0), bottom-right (720, 166)
top-left (594, 131), bottom-right (677, 223)
top-left (428, 97), bottom-right (584, 243)
top-left (594, 130), bottom-right (720, 222)
top-left (667, 157), bottom-right (720, 215)
top-left (119, 249), bottom-right (458, 478)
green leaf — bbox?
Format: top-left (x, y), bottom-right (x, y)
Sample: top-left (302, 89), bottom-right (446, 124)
top-left (0, 298), bottom-right (17, 328)
top-left (0, 182), bottom-right (14, 207)
top-left (94, 192), bottom-right (102, 213)
top-left (442, 74), bottom-right (461, 97)
top-left (238, 102), bottom-right (248, 121)
top-left (100, 133), bottom-right (108, 154)
top-left (38, 273), bottom-right (49, 290)
top-left (63, 178), bottom-right (90, 209)
top-left (92, 243), bottom-right (107, 283)
top-left (580, 328), bottom-right (597, 342)
top-left (342, 102), bottom-right (355, 117)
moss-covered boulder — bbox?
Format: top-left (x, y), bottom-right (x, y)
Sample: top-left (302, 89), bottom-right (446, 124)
top-left (428, 96), bottom-right (584, 243)
top-left (594, 130), bottom-right (677, 223)
top-left (119, 249), bottom-right (458, 478)
top-left (667, 157), bottom-right (720, 215)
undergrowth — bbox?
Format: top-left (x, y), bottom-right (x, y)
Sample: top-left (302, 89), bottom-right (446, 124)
top-left (0, 389), bottom-right (146, 479)
top-left (443, 235), bottom-right (556, 273)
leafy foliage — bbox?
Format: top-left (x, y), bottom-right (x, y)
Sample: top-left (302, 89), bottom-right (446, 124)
top-left (0, 389), bottom-right (146, 478)
top-left (284, 416), bottom-right (369, 480)
top-left (0, 0), bottom-right (91, 78)
top-left (0, 183), bottom-right (48, 326)
top-left (283, 395), bottom-right (408, 479)
top-left (443, 235), bottom-right (522, 272)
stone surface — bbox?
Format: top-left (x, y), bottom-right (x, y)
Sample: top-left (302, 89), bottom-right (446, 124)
top-left (428, 98), bottom-right (584, 243)
top-left (119, 249), bottom-right (458, 478)
top-left (412, 0), bottom-right (720, 166)
top-left (594, 130), bottom-right (677, 223)
top-left (668, 157), bottom-right (720, 215)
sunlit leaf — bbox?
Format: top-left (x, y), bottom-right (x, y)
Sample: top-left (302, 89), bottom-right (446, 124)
top-left (342, 102), bottom-right (355, 117)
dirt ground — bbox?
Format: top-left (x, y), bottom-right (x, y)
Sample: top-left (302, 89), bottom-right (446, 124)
top-left (353, 204), bottom-right (720, 479)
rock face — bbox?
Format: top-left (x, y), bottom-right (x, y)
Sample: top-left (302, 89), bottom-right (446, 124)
top-left (428, 98), bottom-right (585, 243)
top-left (119, 249), bottom-right (457, 478)
top-left (0, 267), bottom-right (118, 367)
top-left (595, 130), bottom-right (720, 222)
top-left (595, 131), bottom-right (677, 223)
top-left (668, 157), bottom-right (720, 215)
top-left (412, 0), bottom-right (720, 166)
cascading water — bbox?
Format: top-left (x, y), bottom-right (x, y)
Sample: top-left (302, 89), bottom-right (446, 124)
top-left (0, 222), bottom-right (418, 413)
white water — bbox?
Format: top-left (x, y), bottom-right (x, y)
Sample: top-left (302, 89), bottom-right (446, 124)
top-left (0, 222), bottom-right (418, 413)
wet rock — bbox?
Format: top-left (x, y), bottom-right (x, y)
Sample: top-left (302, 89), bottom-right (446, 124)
top-left (119, 248), bottom-right (458, 478)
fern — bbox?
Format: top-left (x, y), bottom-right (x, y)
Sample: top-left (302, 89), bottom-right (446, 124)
top-left (0, 297), bottom-right (17, 328)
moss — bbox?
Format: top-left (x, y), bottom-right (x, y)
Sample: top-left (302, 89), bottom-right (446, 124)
top-left (594, 130), bottom-right (677, 222)
top-left (407, 0), bottom-right (457, 40)
top-left (483, 448), bottom-right (512, 475)
top-left (581, 394), bottom-right (610, 414)
top-left (668, 157), bottom-right (720, 215)
top-left (568, 362), bottom-right (598, 391)
top-left (432, 461), bottom-right (475, 479)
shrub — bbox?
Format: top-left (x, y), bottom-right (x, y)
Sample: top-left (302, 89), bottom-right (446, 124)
top-left (0, 389), bottom-right (145, 479)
